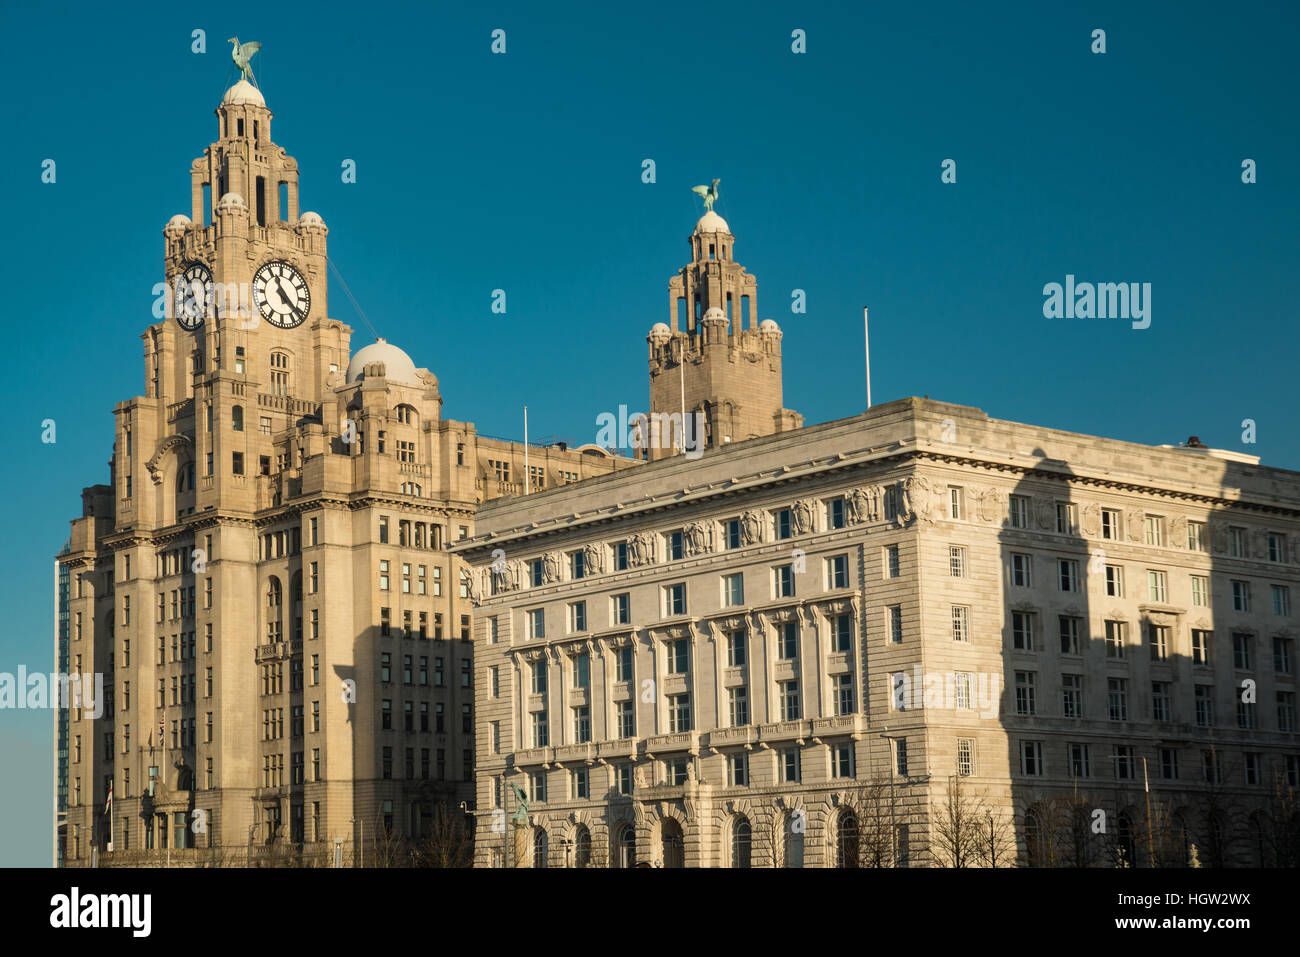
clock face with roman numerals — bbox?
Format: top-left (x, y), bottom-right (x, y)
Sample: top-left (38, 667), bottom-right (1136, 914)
top-left (252, 261), bottom-right (311, 328)
top-left (173, 262), bottom-right (212, 330)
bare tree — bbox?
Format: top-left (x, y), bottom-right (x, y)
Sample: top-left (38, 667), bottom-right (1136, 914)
top-left (931, 776), bottom-right (985, 868)
top-left (412, 802), bottom-right (474, 867)
top-left (973, 805), bottom-right (1017, 867)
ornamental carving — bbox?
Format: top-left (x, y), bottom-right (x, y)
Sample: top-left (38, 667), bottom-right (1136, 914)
top-left (1209, 521), bottom-right (1228, 554)
top-left (1080, 502), bottom-right (1101, 537)
top-left (975, 485), bottom-right (1008, 524)
top-left (902, 476), bottom-right (937, 526)
top-left (144, 434), bottom-right (195, 486)
top-left (542, 552), bottom-right (561, 584)
top-left (740, 510), bottom-right (764, 545)
top-left (684, 521), bottom-right (710, 557)
top-left (1035, 497), bottom-right (1055, 531)
top-left (1167, 515), bottom-right (1187, 548)
top-left (1125, 510), bottom-right (1145, 542)
top-left (791, 498), bottom-right (816, 535)
top-left (846, 486), bottom-right (878, 524)
top-left (629, 533), bottom-right (655, 567)
top-left (582, 542), bottom-right (604, 575)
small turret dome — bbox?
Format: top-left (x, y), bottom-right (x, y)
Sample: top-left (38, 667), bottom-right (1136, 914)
top-left (346, 338), bottom-right (422, 387)
top-left (759, 319), bottom-right (781, 334)
top-left (221, 79), bottom-right (265, 108)
top-left (648, 322), bottom-right (671, 340)
top-left (297, 211), bottom-right (326, 230)
top-left (703, 306), bottom-right (727, 322)
top-left (216, 192), bottom-right (248, 213)
top-left (164, 214), bottom-right (192, 234)
top-left (694, 210), bottom-right (731, 234)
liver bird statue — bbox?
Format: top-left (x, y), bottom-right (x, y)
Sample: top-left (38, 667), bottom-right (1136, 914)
top-left (228, 37), bottom-right (261, 84)
top-left (691, 178), bottom-right (720, 212)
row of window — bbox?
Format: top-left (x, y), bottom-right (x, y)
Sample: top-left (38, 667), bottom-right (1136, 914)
top-left (1019, 742), bottom-right (1300, 787)
top-left (380, 699), bottom-right (470, 734)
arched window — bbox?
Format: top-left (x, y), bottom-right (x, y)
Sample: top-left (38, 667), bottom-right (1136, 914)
top-left (617, 824), bottom-right (636, 868)
top-left (266, 578), bottom-right (282, 642)
top-left (661, 818), bottom-right (684, 868)
top-left (232, 405), bottom-right (244, 432)
top-left (1116, 812), bottom-right (1136, 868)
top-left (533, 827), bottom-right (548, 868)
top-left (270, 352), bottom-right (290, 396)
top-left (1024, 809), bottom-right (1044, 866)
top-left (786, 811), bottom-right (804, 868)
top-left (573, 825), bottom-right (591, 869)
top-left (731, 815), bottom-right (752, 868)
top-left (836, 809), bottom-right (859, 868)
top-left (394, 404), bottom-right (417, 425)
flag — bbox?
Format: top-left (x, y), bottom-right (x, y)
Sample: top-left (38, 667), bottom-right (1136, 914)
top-left (160, 715), bottom-right (166, 745)
top-left (104, 780), bottom-right (112, 816)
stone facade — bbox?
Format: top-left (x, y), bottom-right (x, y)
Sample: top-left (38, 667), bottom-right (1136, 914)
top-left (57, 81), bottom-right (634, 866)
top-left (458, 399), bottom-right (1300, 867)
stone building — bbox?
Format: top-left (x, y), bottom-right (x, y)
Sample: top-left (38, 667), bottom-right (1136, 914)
top-left (458, 221), bottom-right (1300, 867)
top-left (57, 78), bottom-right (633, 865)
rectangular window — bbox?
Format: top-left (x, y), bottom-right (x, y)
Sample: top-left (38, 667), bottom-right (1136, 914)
top-left (573, 705), bottom-right (591, 743)
top-left (613, 542), bottom-right (629, 571)
top-left (1104, 620), bottom-right (1126, 658)
top-left (780, 680), bottom-right (801, 721)
top-left (832, 743), bottom-right (854, 779)
top-left (1009, 495), bottom-right (1030, 529)
top-left (948, 546), bottom-right (966, 579)
top-left (1020, 741), bottom-right (1043, 776)
top-left (827, 498), bottom-right (846, 530)
top-left (832, 614), bottom-right (853, 653)
top-left (1190, 574), bottom-right (1209, 607)
top-left (774, 509), bottom-right (793, 540)
top-left (1278, 692), bottom-right (1297, 732)
top-left (568, 601), bottom-right (587, 633)
top-left (1068, 743), bottom-right (1090, 778)
top-left (663, 583), bottom-right (686, 617)
top-left (1010, 553), bottom-right (1032, 588)
top-left (722, 572), bottom-right (744, 607)
top-left (724, 518), bottom-right (742, 549)
top-left (669, 694), bottom-right (692, 733)
top-left (1055, 502), bottom-right (1076, 534)
top-left (1151, 681), bottom-right (1171, 722)
top-left (773, 564), bottom-right (795, 599)
top-left (1147, 569), bottom-right (1168, 603)
top-left (612, 592), bottom-right (630, 625)
top-left (957, 738), bottom-right (974, 777)
top-left (1272, 585), bottom-right (1291, 617)
top-left (782, 749), bottom-right (801, 783)
top-left (1144, 515), bottom-right (1164, 547)
top-left (949, 487), bottom-right (964, 521)
top-left (1274, 637), bottom-right (1294, 675)
top-left (727, 630), bottom-right (747, 667)
top-left (1012, 611), bottom-right (1035, 651)
top-left (1191, 629), bottom-right (1212, 666)
top-left (1113, 746), bottom-right (1136, 780)
top-left (616, 645), bottom-right (634, 683)
top-left (1160, 748), bottom-right (1178, 780)
top-left (618, 700), bottom-right (635, 738)
top-left (1101, 508), bottom-right (1121, 541)
top-left (1188, 520), bottom-right (1207, 552)
top-left (1062, 674), bottom-right (1083, 718)
top-left (1232, 632), bottom-right (1252, 670)
top-left (888, 605), bottom-right (903, 643)
top-left (833, 673), bottom-right (854, 715)
top-left (1014, 671), bottom-right (1036, 715)
top-left (951, 606), bottom-right (969, 643)
top-left (1059, 615), bottom-right (1083, 655)
top-left (1058, 559), bottom-right (1080, 592)
top-left (1229, 526), bottom-right (1246, 558)
top-left (668, 638), bottom-right (690, 675)
top-left (729, 686), bottom-right (749, 727)
top-left (1148, 624), bottom-right (1169, 661)
top-left (1107, 678), bottom-right (1128, 721)
top-left (885, 544), bottom-right (900, 578)
top-left (527, 608), bottom-right (546, 640)
top-left (667, 530), bottom-right (684, 560)
top-left (1269, 532), bottom-right (1288, 563)
top-left (779, 622), bottom-right (798, 659)
top-left (1195, 685), bottom-right (1214, 727)
top-left (827, 554), bottom-right (850, 589)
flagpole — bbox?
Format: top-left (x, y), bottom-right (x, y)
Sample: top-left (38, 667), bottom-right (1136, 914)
top-left (864, 306), bottom-right (872, 409)
top-left (523, 406), bottom-right (529, 495)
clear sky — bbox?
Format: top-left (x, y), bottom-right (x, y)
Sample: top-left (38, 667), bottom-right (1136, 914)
top-left (1, 0), bottom-right (1297, 865)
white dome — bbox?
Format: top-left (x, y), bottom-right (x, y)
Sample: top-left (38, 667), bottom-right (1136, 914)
top-left (164, 214), bottom-right (192, 233)
top-left (703, 306), bottom-right (727, 321)
top-left (298, 211), bottom-right (326, 230)
top-left (759, 319), bottom-right (781, 333)
top-left (694, 210), bottom-right (731, 234)
top-left (216, 191), bottom-right (247, 212)
top-left (648, 322), bottom-right (671, 339)
top-left (221, 79), bottom-right (265, 107)
top-left (346, 339), bottom-right (421, 387)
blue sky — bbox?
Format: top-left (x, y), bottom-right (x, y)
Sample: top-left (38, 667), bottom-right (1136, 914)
top-left (1, 0), bottom-right (1297, 865)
